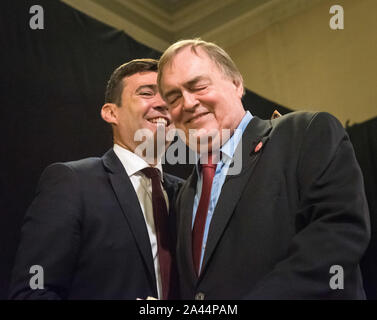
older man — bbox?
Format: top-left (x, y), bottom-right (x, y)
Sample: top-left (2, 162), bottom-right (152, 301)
top-left (9, 59), bottom-right (182, 299)
top-left (158, 39), bottom-right (370, 299)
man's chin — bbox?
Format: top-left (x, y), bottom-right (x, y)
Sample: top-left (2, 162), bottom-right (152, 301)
top-left (184, 127), bottom-right (221, 153)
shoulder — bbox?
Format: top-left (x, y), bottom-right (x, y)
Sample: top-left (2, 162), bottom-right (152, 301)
top-left (39, 156), bottom-right (104, 185)
top-left (64, 156), bottom-right (104, 175)
top-left (273, 111), bottom-right (342, 129)
top-left (271, 111), bottom-right (345, 138)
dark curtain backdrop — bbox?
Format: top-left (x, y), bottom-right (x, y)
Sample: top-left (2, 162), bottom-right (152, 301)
top-left (0, 0), bottom-right (375, 299)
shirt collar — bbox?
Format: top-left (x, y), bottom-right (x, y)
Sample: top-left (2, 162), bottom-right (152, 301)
top-left (221, 110), bottom-right (253, 161)
top-left (113, 144), bottom-right (164, 181)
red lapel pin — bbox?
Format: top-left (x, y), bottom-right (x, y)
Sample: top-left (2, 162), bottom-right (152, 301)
top-left (254, 141), bottom-right (263, 153)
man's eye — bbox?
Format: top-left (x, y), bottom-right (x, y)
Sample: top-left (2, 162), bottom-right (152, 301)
top-left (193, 86), bottom-right (207, 92)
top-left (140, 91), bottom-right (154, 96)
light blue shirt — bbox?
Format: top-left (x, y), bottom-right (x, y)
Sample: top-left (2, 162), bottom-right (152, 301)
top-left (192, 111), bottom-right (253, 271)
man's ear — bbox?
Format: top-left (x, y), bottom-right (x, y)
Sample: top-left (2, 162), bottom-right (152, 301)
top-left (101, 103), bottom-right (118, 125)
top-left (233, 78), bottom-right (244, 98)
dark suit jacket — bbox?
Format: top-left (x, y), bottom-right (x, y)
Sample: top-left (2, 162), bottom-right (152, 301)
top-left (9, 149), bottom-right (183, 299)
top-left (176, 111), bottom-right (370, 299)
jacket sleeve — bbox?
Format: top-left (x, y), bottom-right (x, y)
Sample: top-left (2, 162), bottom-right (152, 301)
top-left (8, 163), bottom-right (82, 300)
top-left (246, 112), bottom-right (371, 299)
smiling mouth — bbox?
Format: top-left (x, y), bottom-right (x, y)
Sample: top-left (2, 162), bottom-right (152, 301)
top-left (148, 117), bottom-right (170, 126)
top-left (186, 112), bottom-right (210, 124)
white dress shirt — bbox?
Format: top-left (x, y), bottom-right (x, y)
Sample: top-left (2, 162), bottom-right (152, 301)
top-left (113, 143), bottom-right (169, 300)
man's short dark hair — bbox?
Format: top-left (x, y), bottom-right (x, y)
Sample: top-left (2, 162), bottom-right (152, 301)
top-left (105, 58), bottom-right (158, 106)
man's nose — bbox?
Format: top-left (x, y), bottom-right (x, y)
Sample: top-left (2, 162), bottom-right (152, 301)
top-left (182, 91), bottom-right (198, 111)
top-left (152, 93), bottom-right (168, 112)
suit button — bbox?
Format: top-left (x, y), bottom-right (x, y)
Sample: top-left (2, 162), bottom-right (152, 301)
top-left (195, 292), bottom-right (205, 300)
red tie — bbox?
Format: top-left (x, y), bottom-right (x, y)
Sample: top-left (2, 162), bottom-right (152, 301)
top-left (192, 155), bottom-right (217, 276)
top-left (141, 167), bottom-right (173, 300)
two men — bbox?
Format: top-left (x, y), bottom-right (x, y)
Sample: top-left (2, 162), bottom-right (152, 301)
top-left (11, 39), bottom-right (371, 300)
top-left (9, 59), bottom-right (182, 299)
top-left (157, 39), bottom-right (370, 299)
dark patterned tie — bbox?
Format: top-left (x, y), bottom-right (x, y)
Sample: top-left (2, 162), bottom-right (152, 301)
top-left (141, 167), bottom-right (173, 300)
top-left (192, 155), bottom-right (217, 276)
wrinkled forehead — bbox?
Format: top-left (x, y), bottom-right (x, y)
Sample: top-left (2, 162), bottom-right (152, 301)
top-left (170, 46), bottom-right (215, 71)
top-left (161, 47), bottom-right (221, 87)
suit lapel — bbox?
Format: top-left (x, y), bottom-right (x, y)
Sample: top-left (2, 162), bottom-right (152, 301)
top-left (162, 174), bottom-right (180, 247)
top-left (200, 117), bottom-right (272, 277)
top-left (102, 149), bottom-right (157, 294)
top-left (162, 175), bottom-right (177, 218)
top-left (162, 174), bottom-right (185, 298)
top-left (177, 169), bottom-right (198, 283)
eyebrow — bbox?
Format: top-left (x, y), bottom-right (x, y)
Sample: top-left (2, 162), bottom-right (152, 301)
top-left (163, 75), bottom-right (211, 99)
top-left (186, 75), bottom-right (210, 87)
top-left (135, 84), bottom-right (158, 93)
